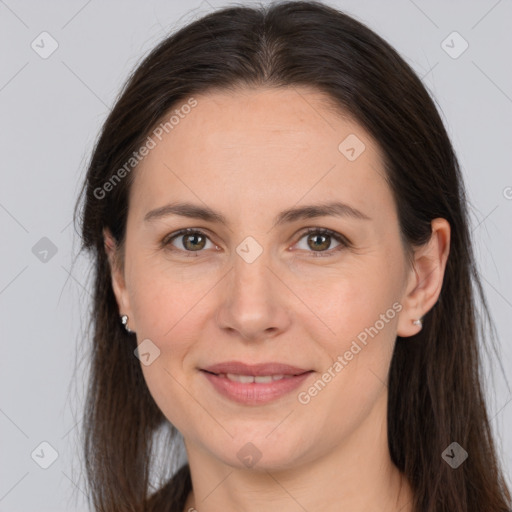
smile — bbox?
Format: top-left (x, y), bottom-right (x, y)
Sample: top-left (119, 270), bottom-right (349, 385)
top-left (200, 368), bottom-right (314, 405)
top-left (220, 373), bottom-right (293, 383)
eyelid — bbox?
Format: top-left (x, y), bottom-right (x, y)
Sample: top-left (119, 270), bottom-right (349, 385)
top-left (162, 226), bottom-right (351, 256)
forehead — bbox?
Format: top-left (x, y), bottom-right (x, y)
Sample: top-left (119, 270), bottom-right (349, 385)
top-left (129, 86), bottom-right (394, 226)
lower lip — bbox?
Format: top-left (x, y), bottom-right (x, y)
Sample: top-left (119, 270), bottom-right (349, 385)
top-left (201, 370), bottom-right (313, 405)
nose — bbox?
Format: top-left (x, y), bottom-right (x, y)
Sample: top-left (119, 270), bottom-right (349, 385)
top-left (215, 249), bottom-right (291, 342)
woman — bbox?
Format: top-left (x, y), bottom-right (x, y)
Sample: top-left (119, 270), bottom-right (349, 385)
top-left (74, 1), bottom-right (512, 510)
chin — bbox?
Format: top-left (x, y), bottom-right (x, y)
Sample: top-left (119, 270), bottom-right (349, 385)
top-left (209, 433), bottom-right (313, 472)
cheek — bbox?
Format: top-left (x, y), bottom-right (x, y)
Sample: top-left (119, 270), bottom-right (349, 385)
top-left (297, 262), bottom-right (400, 340)
top-left (302, 310), bottom-right (398, 434)
top-left (128, 255), bottom-right (209, 340)
top-left (130, 274), bottom-right (205, 430)
top-left (299, 263), bottom-right (401, 401)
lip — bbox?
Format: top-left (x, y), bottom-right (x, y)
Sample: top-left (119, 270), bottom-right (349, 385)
top-left (201, 361), bottom-right (310, 376)
top-left (200, 361), bottom-right (314, 405)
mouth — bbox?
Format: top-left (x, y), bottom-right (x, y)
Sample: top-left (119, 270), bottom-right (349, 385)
top-left (201, 361), bottom-right (311, 377)
top-left (202, 372), bottom-right (301, 383)
top-left (199, 361), bottom-right (314, 405)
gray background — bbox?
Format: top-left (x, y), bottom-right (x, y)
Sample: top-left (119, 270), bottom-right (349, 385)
top-left (1, 0), bottom-right (511, 510)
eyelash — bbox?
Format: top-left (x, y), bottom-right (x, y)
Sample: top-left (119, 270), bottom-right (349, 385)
top-left (161, 227), bottom-right (351, 258)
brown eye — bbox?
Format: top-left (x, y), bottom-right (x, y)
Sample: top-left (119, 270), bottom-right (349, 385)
top-left (307, 232), bottom-right (331, 251)
top-left (182, 232), bottom-right (206, 251)
top-left (295, 228), bottom-right (349, 257)
top-left (163, 229), bottom-right (213, 254)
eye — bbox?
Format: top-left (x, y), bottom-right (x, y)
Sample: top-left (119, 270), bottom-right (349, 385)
top-left (294, 227), bottom-right (350, 257)
top-left (162, 228), bottom-right (216, 256)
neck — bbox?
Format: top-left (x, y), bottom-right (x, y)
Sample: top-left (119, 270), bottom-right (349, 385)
top-left (182, 391), bottom-right (413, 512)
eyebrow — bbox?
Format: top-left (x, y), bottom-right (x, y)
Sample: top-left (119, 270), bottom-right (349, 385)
top-left (144, 200), bottom-right (371, 228)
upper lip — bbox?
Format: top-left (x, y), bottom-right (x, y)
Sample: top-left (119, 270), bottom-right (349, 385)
top-left (201, 361), bottom-right (311, 376)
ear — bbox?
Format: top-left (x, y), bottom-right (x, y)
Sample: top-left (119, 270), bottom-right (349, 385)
top-left (103, 228), bottom-right (136, 332)
top-left (397, 218), bottom-right (450, 337)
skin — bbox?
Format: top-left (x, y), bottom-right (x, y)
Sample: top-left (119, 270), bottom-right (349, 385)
top-left (104, 86), bottom-right (450, 512)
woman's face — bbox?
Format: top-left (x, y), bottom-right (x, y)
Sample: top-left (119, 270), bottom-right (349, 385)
top-left (109, 86), bottom-right (420, 470)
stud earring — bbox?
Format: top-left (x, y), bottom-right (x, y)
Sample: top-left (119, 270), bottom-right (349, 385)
top-left (412, 318), bottom-right (422, 327)
top-left (120, 314), bottom-right (134, 333)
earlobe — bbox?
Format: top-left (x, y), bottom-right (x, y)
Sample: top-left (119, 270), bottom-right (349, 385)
top-left (397, 218), bottom-right (450, 337)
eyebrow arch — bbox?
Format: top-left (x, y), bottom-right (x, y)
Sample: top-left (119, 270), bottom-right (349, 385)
top-left (143, 200), bottom-right (371, 228)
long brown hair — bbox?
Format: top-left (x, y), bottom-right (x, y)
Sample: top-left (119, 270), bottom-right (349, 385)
top-left (73, 1), bottom-right (512, 510)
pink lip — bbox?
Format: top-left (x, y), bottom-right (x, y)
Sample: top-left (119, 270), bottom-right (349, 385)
top-left (200, 361), bottom-right (314, 405)
top-left (201, 361), bottom-right (310, 376)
